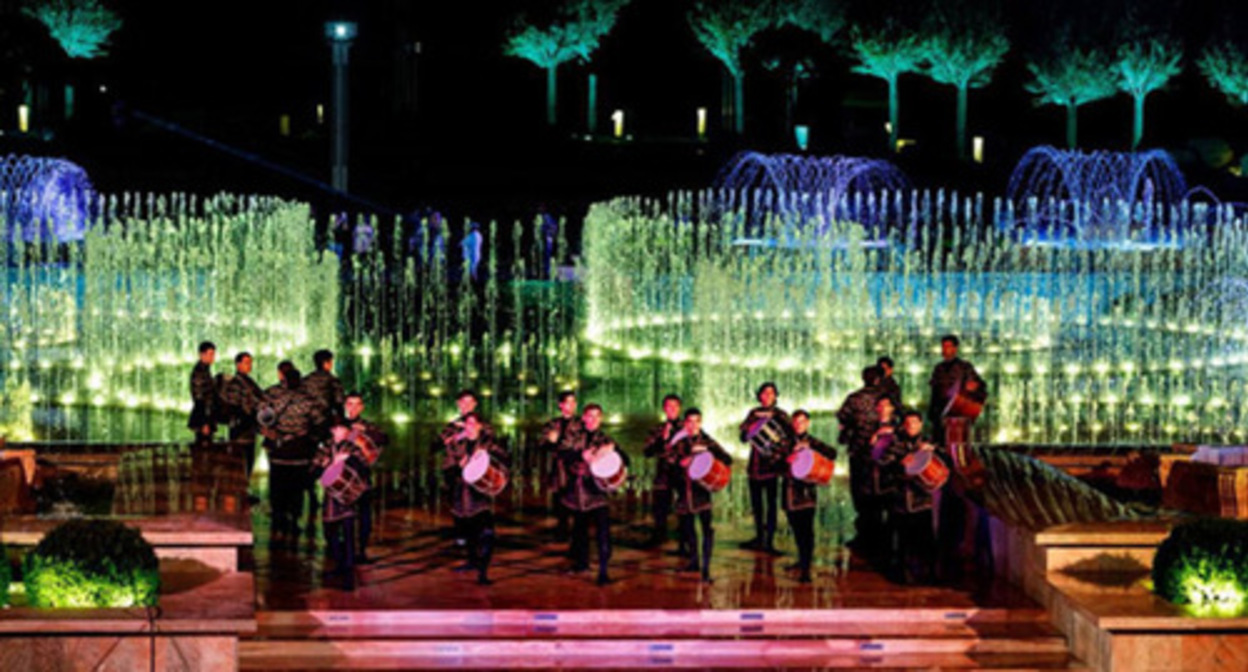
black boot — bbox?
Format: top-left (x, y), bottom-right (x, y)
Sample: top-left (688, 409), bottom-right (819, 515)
top-left (477, 529), bottom-right (495, 586)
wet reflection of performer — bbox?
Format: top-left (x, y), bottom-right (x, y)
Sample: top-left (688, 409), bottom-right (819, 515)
top-left (673, 409), bottom-right (733, 584)
top-left (442, 412), bottom-right (509, 586)
top-left (778, 410), bottom-right (837, 584)
top-left (560, 404), bottom-right (628, 586)
top-left (643, 394), bottom-right (684, 550)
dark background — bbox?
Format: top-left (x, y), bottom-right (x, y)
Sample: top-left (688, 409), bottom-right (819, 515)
top-left (3, 0), bottom-right (1248, 229)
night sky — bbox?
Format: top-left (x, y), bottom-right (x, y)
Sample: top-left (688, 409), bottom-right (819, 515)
top-left (4, 0), bottom-right (1248, 224)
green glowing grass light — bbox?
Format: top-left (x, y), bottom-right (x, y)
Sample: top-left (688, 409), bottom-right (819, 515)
top-left (1152, 518), bottom-right (1248, 612)
top-left (24, 519), bottom-right (159, 609)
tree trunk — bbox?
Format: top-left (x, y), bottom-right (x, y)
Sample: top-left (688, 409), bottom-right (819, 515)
top-left (888, 76), bottom-right (900, 153)
top-left (785, 75), bottom-right (798, 138)
top-left (734, 73), bottom-right (745, 135)
top-left (956, 84), bottom-right (968, 161)
top-left (1132, 93), bottom-right (1144, 150)
top-left (1066, 101), bottom-right (1077, 149)
top-left (546, 65), bottom-right (558, 127)
top-left (587, 72), bottom-right (598, 135)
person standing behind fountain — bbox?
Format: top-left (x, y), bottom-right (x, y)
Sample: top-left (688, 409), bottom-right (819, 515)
top-left (738, 382), bottom-right (791, 554)
top-left (462, 221), bottom-right (483, 282)
top-left (837, 366), bottom-right (884, 559)
top-left (560, 404), bottom-right (628, 586)
top-left (188, 341), bottom-right (218, 446)
top-left (778, 410), bottom-right (837, 584)
top-left (674, 408), bottom-right (733, 584)
top-left (260, 361), bottom-right (326, 550)
top-left (643, 394), bottom-right (685, 551)
top-left (442, 412), bottom-right (509, 586)
top-left (541, 392), bottom-right (583, 541)
top-left (221, 352), bottom-right (265, 478)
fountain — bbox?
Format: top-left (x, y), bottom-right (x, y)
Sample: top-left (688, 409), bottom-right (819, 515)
top-left (0, 155), bottom-right (95, 243)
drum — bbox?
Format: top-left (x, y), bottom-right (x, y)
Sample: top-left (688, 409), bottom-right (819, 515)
top-left (463, 449), bottom-right (508, 497)
top-left (746, 415), bottom-right (787, 457)
top-left (320, 456), bottom-right (369, 506)
top-left (348, 430), bottom-right (381, 466)
top-left (903, 449), bottom-right (950, 491)
top-left (590, 449), bottom-right (628, 493)
top-left (687, 451), bottom-right (731, 492)
top-left (942, 391), bottom-right (984, 420)
top-left (790, 448), bottom-right (835, 486)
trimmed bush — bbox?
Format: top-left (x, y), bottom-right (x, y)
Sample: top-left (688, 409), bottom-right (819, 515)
top-left (24, 519), bottom-right (159, 608)
top-left (0, 542), bottom-right (10, 607)
top-left (1152, 518), bottom-right (1248, 609)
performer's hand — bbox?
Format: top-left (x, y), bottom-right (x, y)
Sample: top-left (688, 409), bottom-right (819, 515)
top-left (966, 380), bottom-right (980, 392)
top-left (680, 457), bottom-right (692, 468)
top-left (692, 444), bottom-right (707, 454)
top-left (331, 426), bottom-right (349, 443)
top-left (547, 430), bottom-right (559, 444)
top-left (200, 425), bottom-right (211, 436)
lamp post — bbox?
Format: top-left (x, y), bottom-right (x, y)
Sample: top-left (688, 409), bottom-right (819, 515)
top-left (325, 21), bottom-right (357, 193)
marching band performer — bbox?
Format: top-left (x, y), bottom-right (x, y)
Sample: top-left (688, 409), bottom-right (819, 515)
top-left (221, 351), bottom-right (264, 478)
top-left (777, 410), bottom-right (837, 584)
top-left (435, 390), bottom-right (494, 546)
top-left (312, 414), bottom-right (378, 591)
top-left (559, 404), bottom-right (628, 586)
top-left (927, 335), bottom-right (987, 444)
top-left (737, 382), bottom-right (791, 554)
top-left (260, 361), bottom-right (326, 550)
top-left (642, 394), bottom-right (685, 550)
top-left (838, 366), bottom-right (885, 558)
top-left (339, 393), bottom-right (388, 564)
top-left (541, 391), bottom-right (583, 540)
top-left (673, 408), bottom-right (733, 584)
top-left (441, 412), bottom-right (510, 585)
top-left (188, 341), bottom-right (218, 446)
top-left (877, 410), bottom-right (947, 585)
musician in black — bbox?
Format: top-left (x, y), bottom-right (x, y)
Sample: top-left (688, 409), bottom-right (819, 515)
top-left (541, 391), bottom-right (583, 540)
top-left (260, 361), bottom-right (326, 549)
top-left (436, 390), bottom-right (494, 548)
top-left (837, 365), bottom-right (884, 558)
top-left (304, 349), bottom-right (347, 427)
top-left (877, 356), bottom-right (903, 410)
top-left (642, 394), bottom-right (684, 549)
top-left (559, 404), bottom-right (628, 586)
top-left (737, 382), bottom-right (790, 554)
top-left (341, 393), bottom-right (388, 564)
top-left (443, 412), bottom-right (509, 586)
top-left (673, 408), bottom-right (732, 584)
top-left (778, 410), bottom-right (837, 584)
top-left (876, 410), bottom-right (946, 585)
top-left (188, 341), bottom-right (218, 445)
top-left (312, 418), bottom-right (377, 590)
top-left (927, 335), bottom-right (987, 443)
top-left (221, 352), bottom-right (264, 478)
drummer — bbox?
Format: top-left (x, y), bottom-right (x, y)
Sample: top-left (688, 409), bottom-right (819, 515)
top-left (312, 421), bottom-right (376, 590)
top-left (778, 410), bottom-right (837, 584)
top-left (927, 335), bottom-right (987, 445)
top-left (877, 410), bottom-right (946, 585)
top-left (443, 412), bottom-right (510, 586)
top-left (559, 403), bottom-right (628, 586)
top-left (339, 393), bottom-right (389, 565)
top-left (541, 391), bottom-right (584, 541)
top-left (642, 394), bottom-right (685, 550)
top-left (673, 408), bottom-right (733, 584)
top-left (436, 390), bottom-right (494, 547)
top-left (737, 382), bottom-right (791, 554)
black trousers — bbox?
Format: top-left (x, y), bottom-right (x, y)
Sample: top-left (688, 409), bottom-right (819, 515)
top-left (570, 507), bottom-right (611, 575)
top-left (457, 511), bottom-right (496, 579)
top-left (849, 457), bottom-right (885, 558)
top-left (747, 478), bottom-right (779, 546)
top-left (228, 428), bottom-right (257, 479)
top-left (680, 510), bottom-right (715, 577)
top-left (786, 507), bottom-right (816, 572)
top-left (652, 486), bottom-right (672, 539)
top-left (269, 462), bottom-right (307, 539)
top-left (326, 515), bottom-right (357, 577)
top-left (891, 508), bottom-right (936, 584)
top-left (356, 489), bottom-right (374, 554)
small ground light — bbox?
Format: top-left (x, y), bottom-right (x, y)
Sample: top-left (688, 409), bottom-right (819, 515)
top-left (973, 136), bottom-right (984, 163)
top-left (612, 110), bottom-right (624, 138)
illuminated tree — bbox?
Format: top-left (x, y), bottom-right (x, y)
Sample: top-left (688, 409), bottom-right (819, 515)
top-left (766, 0), bottom-right (847, 135)
top-left (1115, 35), bottom-right (1181, 149)
top-left (850, 19), bottom-right (927, 153)
top-left (23, 0), bottom-right (121, 60)
top-left (1199, 40), bottom-right (1248, 107)
top-left (504, 0), bottom-right (628, 127)
top-left (919, 0), bottom-right (1009, 160)
top-left (688, 0), bottom-right (774, 134)
top-left (565, 0), bottom-right (631, 134)
top-left (1026, 32), bottom-right (1116, 149)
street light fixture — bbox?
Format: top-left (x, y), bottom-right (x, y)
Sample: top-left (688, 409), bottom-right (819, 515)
top-left (325, 21), bottom-right (357, 193)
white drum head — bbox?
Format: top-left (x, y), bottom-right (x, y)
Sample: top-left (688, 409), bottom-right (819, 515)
top-left (791, 449), bottom-right (814, 479)
top-left (688, 452), bottom-right (714, 480)
top-left (463, 450), bottom-right (490, 483)
top-left (320, 459), bottom-right (344, 488)
top-left (590, 450), bottom-right (622, 479)
top-left (905, 450), bottom-right (930, 476)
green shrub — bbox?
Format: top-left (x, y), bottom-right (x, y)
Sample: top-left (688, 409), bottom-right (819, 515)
top-left (1152, 518), bottom-right (1248, 610)
top-left (24, 519), bottom-right (159, 608)
top-left (0, 542), bottom-right (10, 607)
